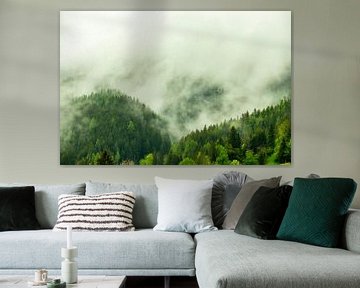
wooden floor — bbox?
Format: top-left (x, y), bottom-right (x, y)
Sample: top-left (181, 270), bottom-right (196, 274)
top-left (126, 276), bottom-right (199, 288)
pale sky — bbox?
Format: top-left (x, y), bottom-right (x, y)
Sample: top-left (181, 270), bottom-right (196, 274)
top-left (60, 11), bottom-right (291, 135)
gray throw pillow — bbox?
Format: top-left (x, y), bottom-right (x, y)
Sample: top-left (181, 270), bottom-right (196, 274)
top-left (222, 177), bottom-right (281, 230)
top-left (153, 177), bottom-right (217, 233)
top-left (212, 171), bottom-right (251, 228)
top-left (234, 185), bottom-right (293, 239)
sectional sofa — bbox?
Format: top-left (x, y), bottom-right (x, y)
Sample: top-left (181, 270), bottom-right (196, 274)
top-left (0, 178), bottom-right (359, 288)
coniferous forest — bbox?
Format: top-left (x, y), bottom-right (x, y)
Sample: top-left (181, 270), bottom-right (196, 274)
top-left (60, 90), bottom-right (291, 165)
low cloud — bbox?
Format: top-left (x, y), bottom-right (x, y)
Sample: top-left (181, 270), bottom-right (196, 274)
top-left (60, 11), bottom-right (291, 138)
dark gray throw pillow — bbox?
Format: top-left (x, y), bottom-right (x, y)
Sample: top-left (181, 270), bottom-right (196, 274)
top-left (0, 186), bottom-right (41, 231)
top-left (223, 176), bottom-right (281, 230)
top-left (212, 171), bottom-right (250, 228)
top-left (235, 185), bottom-right (293, 239)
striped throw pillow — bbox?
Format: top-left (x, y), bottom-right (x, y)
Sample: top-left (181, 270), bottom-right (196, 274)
top-left (53, 192), bottom-right (136, 231)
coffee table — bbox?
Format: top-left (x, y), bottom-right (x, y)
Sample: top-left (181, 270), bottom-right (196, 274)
top-left (0, 275), bottom-right (126, 288)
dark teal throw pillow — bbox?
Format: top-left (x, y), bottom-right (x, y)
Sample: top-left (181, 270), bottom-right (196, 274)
top-left (276, 178), bottom-right (357, 247)
top-left (0, 186), bottom-right (41, 231)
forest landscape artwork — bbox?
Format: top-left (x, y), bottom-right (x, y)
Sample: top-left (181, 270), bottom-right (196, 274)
top-left (60, 11), bottom-right (292, 165)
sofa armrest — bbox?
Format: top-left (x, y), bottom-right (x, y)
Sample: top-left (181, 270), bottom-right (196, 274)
top-left (342, 209), bottom-right (360, 253)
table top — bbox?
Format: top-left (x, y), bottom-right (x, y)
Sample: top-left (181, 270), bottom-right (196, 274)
top-left (0, 275), bottom-right (126, 288)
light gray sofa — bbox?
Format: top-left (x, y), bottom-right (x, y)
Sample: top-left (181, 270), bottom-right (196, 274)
top-left (0, 181), bottom-right (360, 288)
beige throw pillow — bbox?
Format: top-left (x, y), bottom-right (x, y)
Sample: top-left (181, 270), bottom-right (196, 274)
top-left (222, 177), bottom-right (281, 230)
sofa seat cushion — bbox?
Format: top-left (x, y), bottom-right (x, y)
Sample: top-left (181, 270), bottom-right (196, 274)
top-left (195, 230), bottom-right (360, 288)
top-left (0, 229), bottom-right (195, 270)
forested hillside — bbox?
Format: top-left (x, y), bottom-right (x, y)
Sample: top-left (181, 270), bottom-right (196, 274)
top-left (162, 98), bottom-right (291, 165)
top-left (60, 90), bottom-right (290, 165)
top-left (60, 90), bottom-right (171, 165)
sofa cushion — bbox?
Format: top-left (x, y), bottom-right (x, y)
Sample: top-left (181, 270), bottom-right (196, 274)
top-left (195, 230), bottom-right (360, 288)
top-left (53, 192), bottom-right (136, 232)
top-left (0, 229), bottom-right (195, 272)
top-left (234, 185), bottom-right (292, 239)
top-left (0, 183), bottom-right (86, 229)
top-left (212, 171), bottom-right (250, 228)
top-left (222, 177), bottom-right (281, 229)
top-left (277, 178), bottom-right (357, 247)
top-left (86, 182), bottom-right (158, 229)
top-left (153, 177), bottom-right (216, 233)
top-left (342, 209), bottom-right (360, 253)
top-left (0, 186), bottom-right (40, 231)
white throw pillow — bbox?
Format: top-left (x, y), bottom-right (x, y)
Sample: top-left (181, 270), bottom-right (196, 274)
top-left (153, 177), bottom-right (217, 233)
top-left (53, 192), bottom-right (135, 232)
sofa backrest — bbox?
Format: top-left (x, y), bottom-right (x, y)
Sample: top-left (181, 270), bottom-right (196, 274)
top-left (86, 181), bottom-right (158, 229)
top-left (0, 183), bottom-right (86, 229)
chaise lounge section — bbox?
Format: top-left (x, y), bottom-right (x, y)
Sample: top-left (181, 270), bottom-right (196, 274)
top-left (195, 214), bottom-right (360, 288)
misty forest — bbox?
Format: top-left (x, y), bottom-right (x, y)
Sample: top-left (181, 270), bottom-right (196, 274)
top-left (60, 89), bottom-right (291, 165)
top-left (60, 11), bottom-right (291, 165)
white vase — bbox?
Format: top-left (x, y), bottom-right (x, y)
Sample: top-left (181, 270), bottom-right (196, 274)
top-left (61, 247), bottom-right (78, 284)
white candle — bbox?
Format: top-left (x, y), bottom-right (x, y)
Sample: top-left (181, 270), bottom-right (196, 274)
top-left (67, 225), bottom-right (72, 249)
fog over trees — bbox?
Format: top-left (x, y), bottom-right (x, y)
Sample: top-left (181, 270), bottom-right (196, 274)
top-left (60, 11), bottom-right (291, 165)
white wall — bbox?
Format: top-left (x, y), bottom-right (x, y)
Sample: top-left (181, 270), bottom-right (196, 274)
top-left (0, 0), bottom-right (359, 208)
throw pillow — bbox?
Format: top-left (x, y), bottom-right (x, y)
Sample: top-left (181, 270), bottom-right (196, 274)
top-left (222, 176), bottom-right (281, 230)
top-left (153, 177), bottom-right (217, 233)
top-left (53, 192), bottom-right (136, 231)
top-left (212, 171), bottom-right (251, 228)
top-left (0, 186), bottom-right (41, 231)
top-left (277, 178), bottom-right (357, 248)
top-left (234, 185), bottom-right (293, 239)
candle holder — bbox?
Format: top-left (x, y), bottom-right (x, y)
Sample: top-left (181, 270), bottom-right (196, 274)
top-left (61, 247), bottom-right (78, 284)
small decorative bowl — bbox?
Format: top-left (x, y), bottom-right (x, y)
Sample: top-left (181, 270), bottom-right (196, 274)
top-left (47, 279), bottom-right (66, 288)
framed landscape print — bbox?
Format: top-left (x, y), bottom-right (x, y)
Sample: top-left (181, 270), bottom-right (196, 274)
top-left (60, 11), bottom-right (291, 165)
